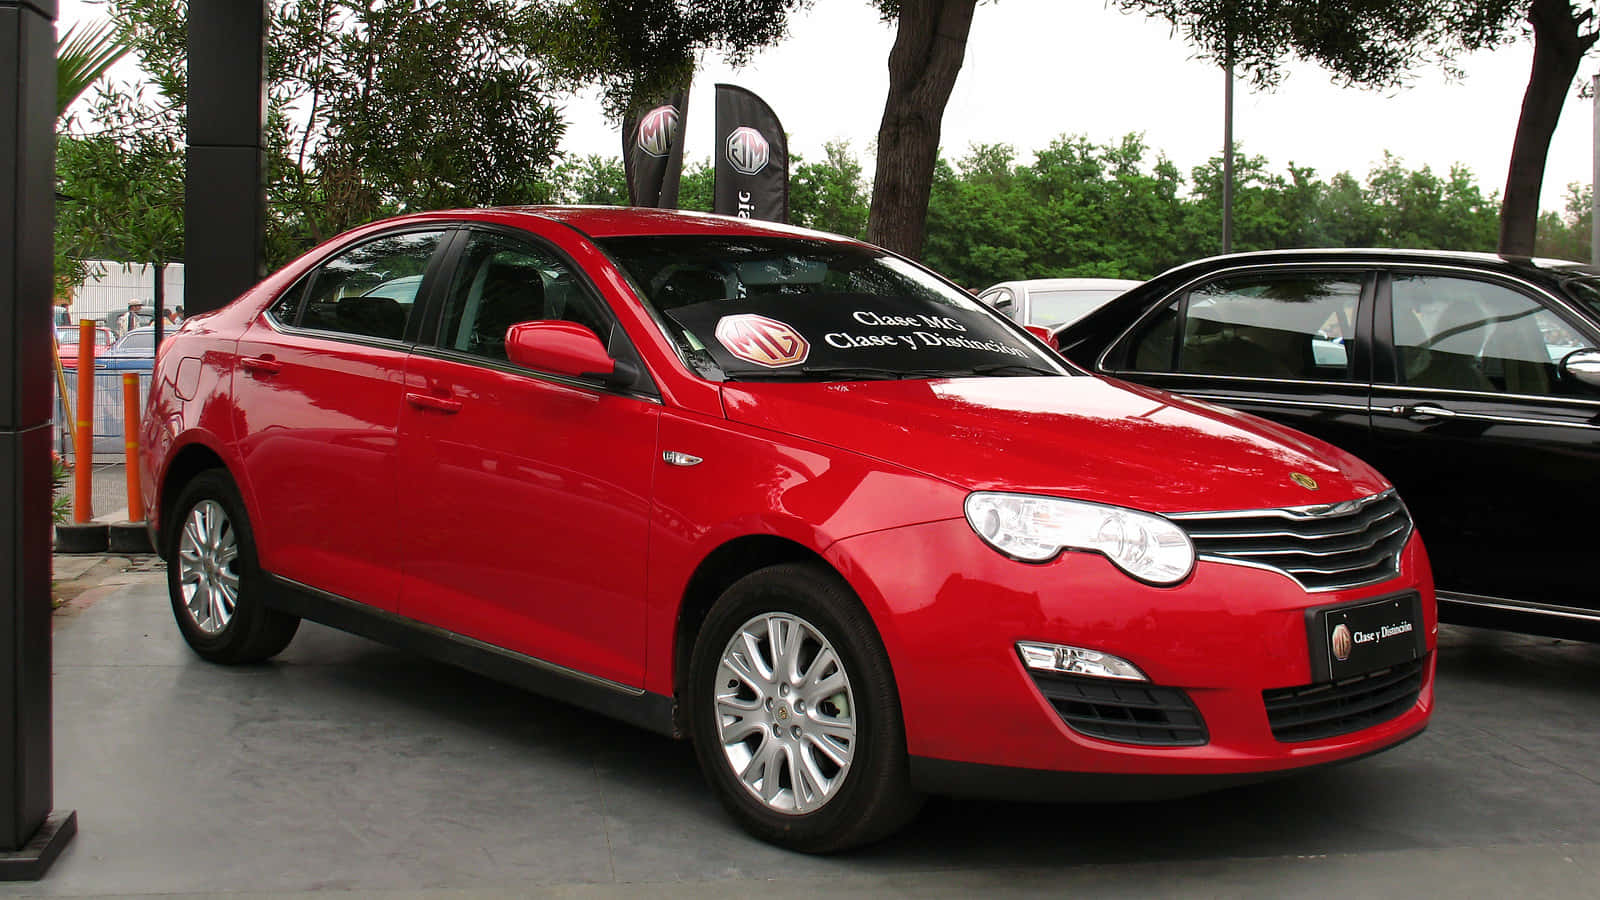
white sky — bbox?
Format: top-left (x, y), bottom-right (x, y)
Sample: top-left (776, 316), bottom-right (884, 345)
top-left (62, 0), bottom-right (1597, 215)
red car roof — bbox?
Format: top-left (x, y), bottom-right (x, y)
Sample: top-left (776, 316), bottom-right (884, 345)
top-left (409, 206), bottom-right (854, 242)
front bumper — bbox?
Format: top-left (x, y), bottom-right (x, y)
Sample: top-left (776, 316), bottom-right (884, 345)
top-left (826, 518), bottom-right (1436, 786)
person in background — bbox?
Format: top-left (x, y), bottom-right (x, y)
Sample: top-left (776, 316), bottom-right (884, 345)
top-left (163, 308), bottom-right (179, 326)
top-left (117, 300), bottom-right (144, 336)
top-left (174, 306), bottom-right (184, 323)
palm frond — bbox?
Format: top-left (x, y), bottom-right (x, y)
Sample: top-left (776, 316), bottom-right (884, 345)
top-left (57, 20), bottom-right (132, 119)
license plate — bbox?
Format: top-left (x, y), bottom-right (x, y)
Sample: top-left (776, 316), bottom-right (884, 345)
top-left (1310, 593), bottom-right (1424, 681)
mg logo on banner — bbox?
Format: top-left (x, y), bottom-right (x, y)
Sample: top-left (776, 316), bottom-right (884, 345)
top-left (725, 127), bottom-right (770, 176)
top-left (714, 314), bottom-right (809, 367)
top-left (637, 105), bottom-right (682, 158)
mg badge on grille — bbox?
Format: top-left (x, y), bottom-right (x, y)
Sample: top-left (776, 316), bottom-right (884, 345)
top-left (1290, 472), bottom-right (1319, 491)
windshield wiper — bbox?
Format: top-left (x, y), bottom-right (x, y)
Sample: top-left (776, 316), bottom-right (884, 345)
top-left (960, 362), bottom-right (1063, 377)
top-left (729, 365), bottom-right (923, 381)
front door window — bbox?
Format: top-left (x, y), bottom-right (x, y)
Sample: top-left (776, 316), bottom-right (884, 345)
top-left (1390, 274), bottom-right (1593, 397)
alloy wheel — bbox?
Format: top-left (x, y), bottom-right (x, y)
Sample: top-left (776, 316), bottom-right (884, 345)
top-left (176, 499), bottom-right (240, 635)
top-left (714, 612), bottom-right (857, 815)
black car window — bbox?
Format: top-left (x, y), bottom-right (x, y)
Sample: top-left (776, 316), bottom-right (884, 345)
top-left (599, 236), bottom-right (1065, 381)
top-left (1127, 273), bottom-right (1362, 381)
top-left (437, 231), bottom-right (614, 363)
top-left (296, 231), bottom-right (443, 340)
top-left (1389, 274), bottom-right (1595, 397)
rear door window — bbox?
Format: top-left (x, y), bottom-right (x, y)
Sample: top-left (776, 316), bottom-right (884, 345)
top-left (1126, 273), bottom-right (1364, 382)
top-left (279, 231), bottom-right (445, 341)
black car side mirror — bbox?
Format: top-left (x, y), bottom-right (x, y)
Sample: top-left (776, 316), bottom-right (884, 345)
top-left (1558, 348), bottom-right (1600, 391)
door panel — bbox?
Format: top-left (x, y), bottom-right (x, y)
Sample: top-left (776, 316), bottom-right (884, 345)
top-left (232, 324), bottom-right (411, 609)
top-left (395, 227), bottom-right (657, 686)
top-left (231, 229), bottom-right (447, 609)
top-left (1368, 271), bottom-right (1600, 607)
top-left (397, 354), bottom-right (658, 686)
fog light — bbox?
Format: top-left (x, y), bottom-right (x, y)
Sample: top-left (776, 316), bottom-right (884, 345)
top-left (1016, 641), bottom-right (1148, 682)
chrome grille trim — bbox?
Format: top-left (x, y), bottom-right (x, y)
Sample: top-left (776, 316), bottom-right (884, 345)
top-left (1170, 490), bottom-right (1412, 592)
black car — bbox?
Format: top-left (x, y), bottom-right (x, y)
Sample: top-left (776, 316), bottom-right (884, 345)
top-left (1053, 249), bottom-right (1600, 640)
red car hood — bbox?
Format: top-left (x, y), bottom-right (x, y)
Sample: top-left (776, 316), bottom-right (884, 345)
top-left (719, 376), bottom-right (1390, 514)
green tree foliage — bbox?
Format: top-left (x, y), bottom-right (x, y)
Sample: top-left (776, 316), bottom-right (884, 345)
top-left (60, 0), bottom-right (568, 280)
top-left (1536, 182), bottom-right (1593, 259)
top-left (56, 20), bottom-right (132, 119)
top-left (907, 134), bottom-right (1512, 287)
top-left (790, 141), bottom-right (870, 238)
top-left (526, 0), bottom-right (810, 116)
top-left (1116, 0), bottom-right (1592, 257)
top-left (544, 155), bottom-right (629, 206)
top-left (55, 87), bottom-right (185, 298)
top-left (1115, 1), bottom-right (1518, 89)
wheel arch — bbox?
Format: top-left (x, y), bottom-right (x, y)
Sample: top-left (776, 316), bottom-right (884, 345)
top-left (156, 438), bottom-right (235, 559)
top-left (671, 534), bottom-right (841, 733)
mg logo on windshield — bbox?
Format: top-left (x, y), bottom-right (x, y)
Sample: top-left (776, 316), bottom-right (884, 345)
top-left (715, 314), bottom-right (809, 367)
top-left (725, 127), bottom-right (770, 176)
top-left (637, 105), bottom-right (681, 158)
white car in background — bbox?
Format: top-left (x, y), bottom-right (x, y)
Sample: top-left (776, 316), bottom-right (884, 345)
top-left (980, 278), bottom-right (1143, 329)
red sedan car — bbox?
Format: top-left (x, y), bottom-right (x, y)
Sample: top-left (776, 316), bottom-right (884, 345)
top-left (139, 208), bottom-right (1434, 851)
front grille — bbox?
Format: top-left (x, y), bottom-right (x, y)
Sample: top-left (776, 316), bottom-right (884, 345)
top-left (1029, 671), bottom-right (1207, 747)
top-left (1172, 490), bottom-right (1411, 591)
top-left (1263, 656), bottom-right (1426, 743)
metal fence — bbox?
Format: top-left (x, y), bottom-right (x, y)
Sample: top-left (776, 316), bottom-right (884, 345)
top-left (55, 370), bottom-right (150, 462)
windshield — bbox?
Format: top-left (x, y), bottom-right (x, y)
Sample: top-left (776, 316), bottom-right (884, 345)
top-left (1030, 289), bottom-right (1129, 328)
top-left (599, 236), bottom-right (1068, 381)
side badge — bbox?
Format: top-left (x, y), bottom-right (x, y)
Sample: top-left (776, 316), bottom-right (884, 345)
top-left (663, 451), bottom-right (703, 467)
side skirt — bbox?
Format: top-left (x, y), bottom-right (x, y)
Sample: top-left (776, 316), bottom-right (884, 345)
top-left (263, 574), bottom-right (680, 738)
top-left (1438, 591), bottom-right (1600, 643)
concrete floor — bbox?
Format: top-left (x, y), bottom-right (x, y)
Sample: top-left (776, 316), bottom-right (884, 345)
top-left (7, 574), bottom-right (1600, 897)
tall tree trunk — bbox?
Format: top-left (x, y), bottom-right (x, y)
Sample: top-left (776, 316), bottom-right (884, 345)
top-left (867, 0), bottom-right (978, 258)
top-left (1499, 0), bottom-right (1597, 256)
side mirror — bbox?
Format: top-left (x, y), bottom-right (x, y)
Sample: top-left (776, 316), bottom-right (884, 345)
top-left (1024, 324), bottom-right (1059, 350)
top-left (505, 321), bottom-right (637, 389)
top-left (1559, 348), bottom-right (1600, 391)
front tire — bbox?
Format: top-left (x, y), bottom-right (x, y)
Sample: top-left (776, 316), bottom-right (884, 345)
top-left (166, 470), bottom-right (299, 663)
top-left (688, 562), bottom-right (922, 852)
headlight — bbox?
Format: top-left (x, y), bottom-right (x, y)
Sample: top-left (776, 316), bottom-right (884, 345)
top-left (964, 492), bottom-right (1195, 585)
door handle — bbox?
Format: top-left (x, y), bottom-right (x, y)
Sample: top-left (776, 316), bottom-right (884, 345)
top-left (240, 355), bottom-right (282, 375)
top-left (405, 391), bottom-right (462, 414)
top-left (1388, 403), bottom-right (1456, 421)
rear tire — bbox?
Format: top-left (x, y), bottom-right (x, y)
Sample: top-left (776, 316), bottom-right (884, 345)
top-left (688, 562), bottom-right (922, 852)
top-left (166, 470), bottom-right (299, 663)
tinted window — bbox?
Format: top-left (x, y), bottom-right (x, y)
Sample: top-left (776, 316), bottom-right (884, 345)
top-left (1128, 273), bottom-right (1362, 381)
top-left (600, 236), bottom-right (1064, 380)
top-left (297, 231), bottom-right (442, 340)
top-left (1391, 274), bottom-right (1594, 397)
top-left (438, 231), bottom-right (613, 363)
